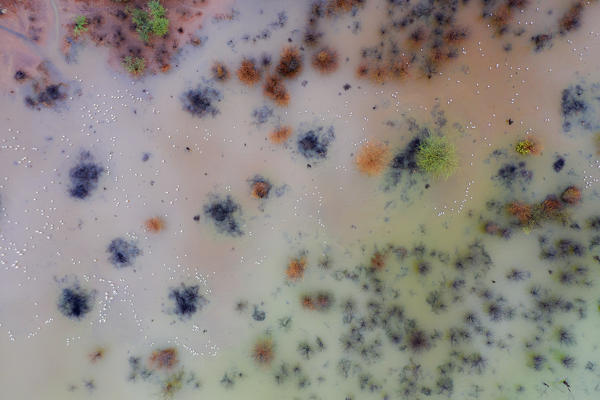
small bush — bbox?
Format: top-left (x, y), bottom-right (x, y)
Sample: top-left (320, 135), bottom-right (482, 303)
top-left (149, 0), bottom-right (169, 36)
top-left (515, 139), bottom-right (534, 155)
top-left (122, 56), bottom-right (146, 75)
top-left (131, 0), bottom-right (169, 42)
top-left (416, 136), bottom-right (458, 179)
top-left (152, 17), bottom-right (169, 37)
top-left (73, 16), bottom-right (88, 37)
top-left (131, 9), bottom-right (152, 42)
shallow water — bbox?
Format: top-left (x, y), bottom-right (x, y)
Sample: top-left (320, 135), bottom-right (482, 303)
top-left (2, 0), bottom-right (600, 399)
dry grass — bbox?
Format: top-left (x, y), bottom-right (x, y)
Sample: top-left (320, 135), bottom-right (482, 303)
top-left (89, 348), bottom-right (105, 363)
top-left (356, 142), bottom-right (390, 176)
top-left (356, 63), bottom-right (369, 78)
top-left (370, 65), bottom-right (387, 84)
top-left (149, 347), bottom-right (178, 370)
top-left (263, 74), bottom-right (290, 106)
top-left (312, 47), bottom-right (338, 74)
top-left (326, 0), bottom-right (364, 15)
top-left (370, 250), bottom-right (389, 271)
top-left (237, 58), bottom-right (261, 85)
top-left (145, 216), bottom-right (165, 233)
top-left (251, 180), bottom-right (272, 199)
top-left (269, 126), bottom-right (292, 144)
top-left (286, 257), bottom-right (307, 280)
top-left (252, 338), bottom-right (274, 365)
top-left (301, 295), bottom-right (316, 310)
top-left (212, 61), bottom-right (229, 81)
top-left (507, 202), bottom-right (532, 224)
top-left (277, 46), bottom-right (303, 79)
top-left (561, 186), bottom-right (581, 205)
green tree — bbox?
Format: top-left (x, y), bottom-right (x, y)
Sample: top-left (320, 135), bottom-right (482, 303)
top-left (131, 1), bottom-right (169, 42)
top-left (73, 16), bottom-right (88, 37)
top-left (416, 136), bottom-right (458, 179)
top-left (122, 56), bottom-right (146, 75)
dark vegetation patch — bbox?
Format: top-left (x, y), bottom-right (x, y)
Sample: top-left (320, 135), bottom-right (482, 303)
top-left (385, 119), bottom-right (439, 190)
top-left (481, 291), bottom-right (513, 322)
top-left (406, 327), bottom-right (431, 352)
top-left (296, 126), bottom-right (335, 160)
top-left (560, 82), bottom-right (600, 134)
top-left (203, 194), bottom-right (244, 236)
top-left (553, 157), bottom-right (565, 172)
top-left (235, 10), bottom-right (287, 46)
top-left (555, 265), bottom-right (590, 287)
top-left (554, 238), bottom-right (586, 257)
top-left (557, 326), bottom-right (575, 346)
top-left (492, 162), bottom-right (532, 189)
top-left (529, 353), bottom-right (546, 370)
top-left (58, 284), bottom-right (94, 319)
top-left (220, 369), bottom-right (245, 389)
top-left (252, 105), bottom-right (273, 125)
top-left (561, 84), bottom-right (587, 132)
top-left (128, 349), bottom-right (201, 393)
top-left (454, 241), bottom-right (492, 271)
top-left (539, 237), bottom-right (586, 261)
top-left (128, 356), bottom-right (152, 381)
top-left (588, 216), bottom-right (600, 231)
top-left (323, 221), bottom-right (600, 398)
top-left (14, 70), bottom-right (27, 81)
top-left (182, 86), bottom-right (222, 118)
top-left (169, 283), bottom-right (208, 318)
top-left (530, 1), bottom-right (591, 52)
top-left (68, 153), bottom-right (104, 199)
top-left (252, 305), bottom-right (266, 321)
top-left (425, 290), bottom-right (446, 313)
top-left (319, 0), bottom-right (468, 80)
top-left (524, 284), bottom-right (586, 324)
top-left (506, 268), bottom-right (531, 281)
top-left (559, 1), bottom-right (585, 35)
top-left (387, 136), bottom-right (422, 187)
top-left (483, 221), bottom-right (512, 239)
top-left (531, 33), bottom-right (552, 52)
top-left (25, 83), bottom-right (67, 109)
top-left (107, 237), bottom-right (141, 267)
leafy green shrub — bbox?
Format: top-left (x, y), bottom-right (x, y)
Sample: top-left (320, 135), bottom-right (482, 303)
top-left (73, 16), bottom-right (88, 37)
top-left (151, 16), bottom-right (169, 37)
top-left (515, 139), bottom-right (534, 155)
top-left (131, 0), bottom-right (169, 42)
top-left (122, 56), bottom-right (146, 75)
top-left (149, 0), bottom-right (169, 36)
top-left (416, 136), bottom-right (458, 179)
top-left (149, 0), bottom-right (165, 18)
top-left (131, 8), bottom-right (152, 42)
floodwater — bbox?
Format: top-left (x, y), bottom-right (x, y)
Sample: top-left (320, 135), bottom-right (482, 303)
top-left (1, 0), bottom-right (600, 399)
